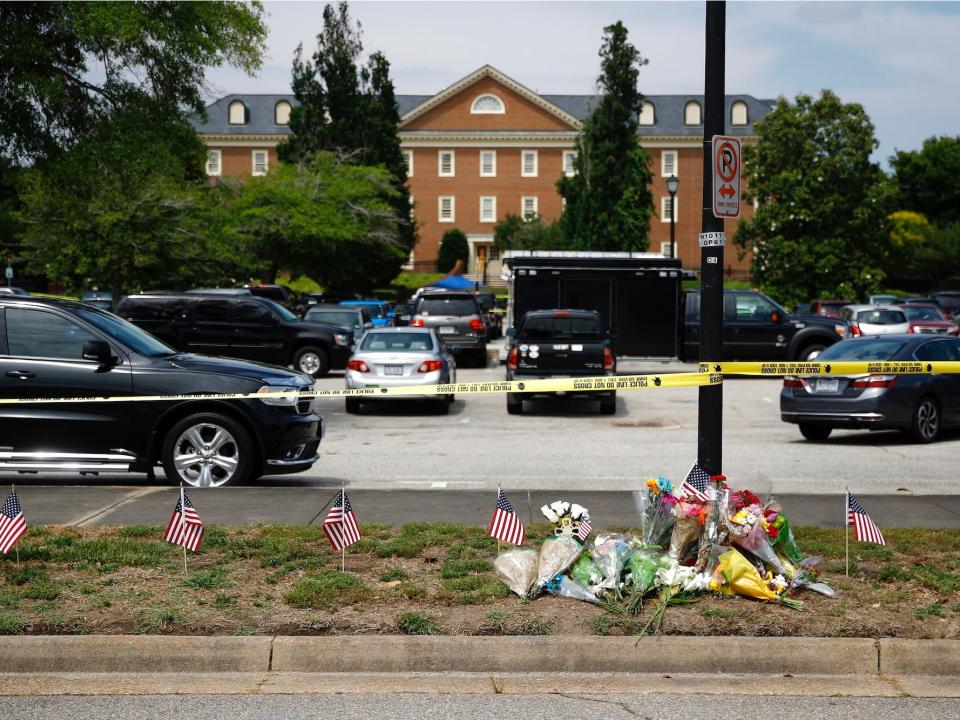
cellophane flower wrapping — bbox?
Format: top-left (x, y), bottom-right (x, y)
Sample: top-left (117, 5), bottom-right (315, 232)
top-left (776, 549), bottom-right (838, 598)
top-left (726, 505), bottom-right (787, 577)
top-left (569, 553), bottom-right (604, 592)
top-left (641, 478), bottom-right (679, 547)
top-left (590, 533), bottom-right (631, 593)
top-left (696, 487), bottom-right (728, 571)
top-left (493, 548), bottom-right (539, 597)
top-left (668, 499), bottom-right (706, 562)
top-left (717, 547), bottom-right (804, 610)
top-left (625, 544), bottom-right (671, 595)
top-left (545, 573), bottom-right (602, 605)
top-left (535, 536), bottom-right (583, 589)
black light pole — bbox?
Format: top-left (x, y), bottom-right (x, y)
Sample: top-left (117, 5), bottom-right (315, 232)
top-left (697, 0), bottom-right (726, 476)
top-left (666, 175), bottom-right (679, 258)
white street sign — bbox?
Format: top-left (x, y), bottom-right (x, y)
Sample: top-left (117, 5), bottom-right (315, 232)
top-left (699, 232), bottom-right (726, 248)
top-left (4, 266), bottom-right (12, 280)
top-left (712, 135), bottom-right (741, 219)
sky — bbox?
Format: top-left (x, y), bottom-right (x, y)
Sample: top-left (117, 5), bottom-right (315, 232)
top-left (203, 1), bottom-right (960, 164)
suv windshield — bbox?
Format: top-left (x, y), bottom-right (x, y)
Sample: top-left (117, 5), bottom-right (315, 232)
top-left (520, 315), bottom-right (603, 340)
top-left (74, 307), bottom-right (174, 357)
top-left (418, 297), bottom-right (477, 316)
top-left (818, 337), bottom-right (907, 361)
top-left (903, 306), bottom-right (945, 321)
top-left (857, 310), bottom-right (906, 325)
top-left (306, 310), bottom-right (358, 327)
top-left (257, 298), bottom-right (297, 322)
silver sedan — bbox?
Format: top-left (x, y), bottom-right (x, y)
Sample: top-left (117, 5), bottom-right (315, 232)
top-left (344, 327), bottom-right (456, 414)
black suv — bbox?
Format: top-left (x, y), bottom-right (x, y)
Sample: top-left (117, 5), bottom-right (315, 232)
top-left (0, 296), bottom-right (322, 486)
top-left (410, 290), bottom-right (488, 365)
top-left (682, 290), bottom-right (847, 361)
top-left (117, 293), bottom-right (353, 377)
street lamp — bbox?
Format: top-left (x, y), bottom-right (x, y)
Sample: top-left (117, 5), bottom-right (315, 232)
top-left (666, 175), bottom-right (679, 259)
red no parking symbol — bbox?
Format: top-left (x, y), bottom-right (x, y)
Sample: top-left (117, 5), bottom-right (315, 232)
top-left (712, 135), bottom-right (741, 219)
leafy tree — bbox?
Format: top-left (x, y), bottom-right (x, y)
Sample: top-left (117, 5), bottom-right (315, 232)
top-left (557, 21), bottom-right (654, 252)
top-left (494, 214), bottom-right (563, 252)
top-left (437, 229), bottom-right (469, 273)
top-left (16, 105), bottom-right (250, 304)
top-left (890, 136), bottom-right (960, 227)
top-left (219, 151), bottom-right (405, 292)
top-left (278, 2), bottom-right (413, 253)
top-left (0, 1), bottom-right (266, 162)
top-left (734, 91), bottom-right (892, 307)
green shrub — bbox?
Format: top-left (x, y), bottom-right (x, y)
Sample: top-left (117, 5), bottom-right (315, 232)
top-left (182, 568), bottom-right (231, 591)
top-left (22, 580), bottom-right (60, 601)
top-left (378, 566), bottom-right (409, 582)
top-left (0, 612), bottom-right (24, 634)
top-left (397, 611), bottom-right (443, 635)
top-left (284, 571), bottom-right (370, 610)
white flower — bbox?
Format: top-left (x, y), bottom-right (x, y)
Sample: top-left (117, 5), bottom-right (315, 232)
top-left (682, 572), bottom-right (713, 593)
top-left (549, 501), bottom-right (566, 516)
top-left (771, 574), bottom-right (788, 594)
top-left (540, 504), bottom-right (558, 523)
top-left (570, 503), bottom-right (588, 520)
top-left (655, 562), bottom-right (696, 589)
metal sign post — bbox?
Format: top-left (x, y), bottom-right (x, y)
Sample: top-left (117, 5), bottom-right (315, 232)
top-left (697, 0), bottom-right (726, 476)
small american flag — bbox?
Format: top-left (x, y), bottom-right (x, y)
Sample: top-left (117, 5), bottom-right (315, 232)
top-left (0, 491), bottom-right (27, 555)
top-left (847, 493), bottom-right (885, 546)
top-left (679, 464), bottom-right (711, 502)
top-left (575, 517), bottom-right (592, 542)
top-left (324, 490), bottom-right (361, 551)
top-left (488, 490), bottom-right (524, 546)
top-left (163, 491), bottom-right (204, 552)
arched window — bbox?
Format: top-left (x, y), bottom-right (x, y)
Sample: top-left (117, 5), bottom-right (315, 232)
top-left (275, 100), bottom-right (292, 125)
top-left (684, 101), bottom-right (701, 126)
top-left (470, 94), bottom-right (505, 114)
top-left (731, 100), bottom-right (748, 126)
top-left (228, 100), bottom-right (247, 125)
top-left (639, 101), bottom-right (656, 126)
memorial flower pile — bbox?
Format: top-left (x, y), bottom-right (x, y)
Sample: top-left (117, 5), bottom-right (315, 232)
top-left (494, 479), bottom-right (836, 627)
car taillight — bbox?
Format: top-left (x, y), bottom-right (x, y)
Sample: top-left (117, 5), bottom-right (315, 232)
top-left (417, 360), bottom-right (442, 373)
top-left (554, 310), bottom-right (570, 317)
top-left (410, 317), bottom-right (425, 327)
top-left (850, 375), bottom-right (897, 389)
top-left (908, 324), bottom-right (919, 334)
top-left (850, 321), bottom-right (862, 337)
top-left (782, 377), bottom-right (805, 388)
top-left (603, 346), bottom-right (615, 370)
top-left (469, 318), bottom-right (484, 331)
top-left (346, 359), bottom-right (369, 373)
top-left (507, 347), bottom-right (518, 369)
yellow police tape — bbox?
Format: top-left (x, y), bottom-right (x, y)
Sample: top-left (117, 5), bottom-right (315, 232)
top-left (4, 361), bottom-right (960, 406)
top-left (0, 371), bottom-right (721, 405)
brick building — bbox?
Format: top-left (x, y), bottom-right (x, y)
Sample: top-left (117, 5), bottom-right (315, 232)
top-left (190, 66), bottom-right (774, 283)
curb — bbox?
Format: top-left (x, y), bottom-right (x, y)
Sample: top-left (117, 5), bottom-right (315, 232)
top-left (0, 636), bottom-right (955, 676)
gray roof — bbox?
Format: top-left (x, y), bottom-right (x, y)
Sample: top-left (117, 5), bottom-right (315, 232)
top-left (190, 92), bottom-right (775, 137)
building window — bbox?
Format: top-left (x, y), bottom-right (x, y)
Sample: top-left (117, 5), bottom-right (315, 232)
top-left (684, 101), bottom-right (702, 126)
top-left (403, 150), bottom-right (414, 177)
top-left (660, 195), bottom-right (677, 222)
top-left (228, 100), bottom-right (247, 125)
top-left (479, 150), bottom-right (497, 177)
top-left (206, 150), bottom-right (222, 177)
top-left (660, 241), bottom-right (675, 258)
top-left (521, 196), bottom-right (538, 219)
top-left (252, 150), bottom-right (268, 176)
top-left (438, 150), bottom-right (455, 177)
top-left (275, 100), bottom-right (292, 125)
top-left (661, 150), bottom-right (678, 177)
top-left (471, 94), bottom-right (505, 114)
top-left (563, 150), bottom-right (577, 177)
top-left (521, 150), bottom-right (538, 177)
top-left (438, 196), bottom-right (455, 222)
top-left (480, 196), bottom-right (496, 223)
top-left (639, 101), bottom-right (656, 126)
top-left (731, 100), bottom-right (748, 126)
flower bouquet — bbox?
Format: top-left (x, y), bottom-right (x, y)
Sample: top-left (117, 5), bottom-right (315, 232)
top-left (545, 573), bottom-right (602, 605)
top-left (640, 477), bottom-right (679, 547)
top-left (569, 553), bottom-right (604, 591)
top-left (590, 533), bottom-right (631, 594)
top-left (716, 547), bottom-right (804, 610)
top-left (695, 486), bottom-right (728, 571)
top-left (535, 536), bottom-right (583, 589)
top-left (540, 501), bottom-right (591, 543)
top-left (493, 548), bottom-right (539, 597)
top-left (725, 504), bottom-right (788, 577)
top-left (668, 498), bottom-right (707, 562)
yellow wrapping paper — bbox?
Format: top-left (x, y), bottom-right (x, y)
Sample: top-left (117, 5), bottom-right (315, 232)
top-left (717, 548), bottom-right (779, 602)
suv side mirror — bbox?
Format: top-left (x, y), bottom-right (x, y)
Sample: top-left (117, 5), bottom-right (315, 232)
top-left (82, 340), bottom-right (114, 366)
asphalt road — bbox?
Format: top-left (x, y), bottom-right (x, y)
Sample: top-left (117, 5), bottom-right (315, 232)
top-left (2, 694), bottom-right (957, 720)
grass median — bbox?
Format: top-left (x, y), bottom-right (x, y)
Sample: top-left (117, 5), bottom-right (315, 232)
top-left (0, 523), bottom-right (956, 638)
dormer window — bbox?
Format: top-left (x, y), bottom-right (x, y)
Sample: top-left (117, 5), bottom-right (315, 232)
top-left (275, 100), bottom-right (292, 125)
top-left (228, 100), bottom-right (247, 125)
top-left (731, 100), bottom-right (748, 126)
top-left (684, 101), bottom-right (702, 126)
top-left (471, 94), bottom-right (505, 114)
top-left (639, 101), bottom-right (656, 126)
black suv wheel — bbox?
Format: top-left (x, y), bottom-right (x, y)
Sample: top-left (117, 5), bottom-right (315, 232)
top-left (294, 346), bottom-right (329, 378)
top-left (161, 412), bottom-right (253, 487)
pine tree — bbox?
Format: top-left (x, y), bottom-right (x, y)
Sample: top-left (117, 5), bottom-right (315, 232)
top-left (557, 22), bottom-right (654, 252)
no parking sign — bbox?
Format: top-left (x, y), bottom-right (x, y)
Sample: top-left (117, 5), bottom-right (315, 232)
top-left (712, 135), bottom-right (740, 219)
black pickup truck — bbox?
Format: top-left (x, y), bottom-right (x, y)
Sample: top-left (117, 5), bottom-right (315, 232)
top-left (682, 290), bottom-right (848, 362)
top-left (505, 309), bottom-right (617, 415)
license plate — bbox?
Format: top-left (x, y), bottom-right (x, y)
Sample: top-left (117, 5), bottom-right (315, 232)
top-left (817, 378), bottom-right (839, 393)
top-left (384, 365), bottom-right (403, 376)
top-left (439, 326), bottom-right (456, 334)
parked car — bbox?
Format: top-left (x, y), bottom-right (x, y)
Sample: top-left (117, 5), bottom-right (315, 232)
top-left (116, 293), bottom-right (353, 377)
top-left (682, 290), bottom-right (847, 361)
top-left (344, 327), bottom-right (456, 415)
top-left (410, 289), bottom-right (488, 366)
top-left (476, 291), bottom-right (502, 339)
top-left (303, 305), bottom-right (373, 337)
top-left (0, 295), bottom-right (322, 486)
top-left (780, 335), bottom-right (960, 443)
top-left (506, 309), bottom-right (616, 415)
top-left (838, 305), bottom-right (910, 336)
top-left (392, 302), bottom-right (414, 327)
top-left (900, 303), bottom-right (958, 335)
top-left (810, 299), bottom-right (854, 318)
top-left (243, 284), bottom-right (299, 310)
top-left (187, 287), bottom-right (251, 296)
top-left (0, 286), bottom-right (29, 296)
top-left (930, 291), bottom-right (960, 320)
top-left (868, 294), bottom-right (900, 305)
top-left (80, 290), bottom-right (113, 310)
top-left (340, 299), bottom-right (395, 327)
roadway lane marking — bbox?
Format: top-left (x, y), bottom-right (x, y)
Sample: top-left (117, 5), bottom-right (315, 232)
top-left (68, 487), bottom-right (167, 527)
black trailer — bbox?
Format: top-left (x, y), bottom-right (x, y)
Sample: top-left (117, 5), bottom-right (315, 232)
top-left (503, 251), bottom-right (689, 357)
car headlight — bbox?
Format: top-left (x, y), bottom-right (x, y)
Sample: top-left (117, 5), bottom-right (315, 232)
top-left (334, 333), bottom-right (350, 347)
top-left (257, 385), bottom-right (299, 406)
